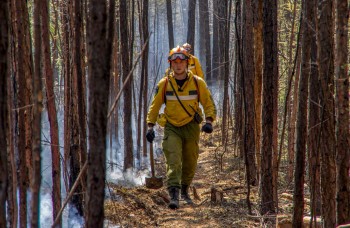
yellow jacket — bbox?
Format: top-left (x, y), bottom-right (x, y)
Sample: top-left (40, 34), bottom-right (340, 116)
top-left (188, 54), bottom-right (204, 79)
top-left (147, 71), bottom-right (216, 127)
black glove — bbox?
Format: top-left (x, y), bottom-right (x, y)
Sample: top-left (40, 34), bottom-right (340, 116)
top-left (201, 122), bottom-right (213, 133)
top-left (146, 128), bottom-right (155, 143)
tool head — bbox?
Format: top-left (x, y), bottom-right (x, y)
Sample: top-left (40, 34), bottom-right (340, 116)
top-left (145, 176), bottom-right (163, 189)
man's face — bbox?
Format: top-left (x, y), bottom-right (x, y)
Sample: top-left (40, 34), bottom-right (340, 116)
top-left (171, 59), bottom-right (187, 75)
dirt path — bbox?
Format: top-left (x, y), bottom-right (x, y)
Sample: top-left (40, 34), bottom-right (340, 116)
top-left (104, 134), bottom-right (299, 227)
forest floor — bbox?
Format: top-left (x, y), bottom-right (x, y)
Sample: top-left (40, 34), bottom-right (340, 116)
top-left (103, 129), bottom-right (314, 228)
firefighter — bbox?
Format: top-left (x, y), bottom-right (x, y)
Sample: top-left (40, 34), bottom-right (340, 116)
top-left (182, 43), bottom-right (204, 79)
top-left (146, 46), bottom-right (216, 209)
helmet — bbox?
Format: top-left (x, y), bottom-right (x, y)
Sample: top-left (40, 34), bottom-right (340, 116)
top-left (168, 46), bottom-right (189, 62)
top-left (182, 43), bottom-right (191, 51)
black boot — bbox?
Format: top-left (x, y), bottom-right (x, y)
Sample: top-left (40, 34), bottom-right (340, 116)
top-left (168, 187), bottom-right (180, 209)
top-left (181, 185), bottom-right (193, 204)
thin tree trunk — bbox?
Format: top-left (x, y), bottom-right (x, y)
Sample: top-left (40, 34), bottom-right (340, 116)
top-left (0, 0), bottom-right (9, 226)
top-left (31, 0), bottom-right (42, 226)
top-left (308, 0), bottom-right (321, 220)
top-left (120, 0), bottom-right (134, 171)
top-left (85, 0), bottom-right (114, 225)
top-left (292, 0), bottom-right (311, 225)
top-left (41, 0), bottom-right (61, 224)
top-left (242, 0), bottom-right (257, 185)
top-left (253, 0), bottom-right (263, 183)
top-left (335, 0), bottom-right (349, 224)
top-left (166, 0), bottom-right (174, 49)
top-left (13, 0), bottom-right (29, 225)
top-left (317, 0), bottom-right (336, 226)
top-left (199, 0), bottom-right (211, 82)
top-left (187, 0), bottom-right (196, 50)
top-left (142, 0), bottom-right (149, 163)
top-left (260, 0), bottom-right (277, 219)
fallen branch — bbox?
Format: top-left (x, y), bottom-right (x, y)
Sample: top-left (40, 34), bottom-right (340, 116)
top-left (52, 161), bottom-right (88, 228)
top-left (107, 37), bottom-right (150, 118)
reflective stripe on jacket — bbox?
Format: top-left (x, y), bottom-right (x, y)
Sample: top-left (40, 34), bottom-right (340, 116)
top-left (147, 71), bottom-right (216, 127)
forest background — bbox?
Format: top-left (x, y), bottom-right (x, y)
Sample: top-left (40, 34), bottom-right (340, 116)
top-left (0, 0), bottom-right (349, 227)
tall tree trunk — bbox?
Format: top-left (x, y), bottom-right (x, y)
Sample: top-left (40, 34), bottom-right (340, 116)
top-left (120, 0), bottom-right (134, 171)
top-left (8, 9), bottom-right (18, 226)
top-left (242, 0), bottom-right (257, 185)
top-left (142, 0), bottom-right (149, 163)
top-left (86, 0), bottom-right (113, 226)
top-left (260, 0), bottom-right (277, 218)
top-left (31, 0), bottom-right (42, 226)
top-left (252, 0), bottom-right (263, 183)
top-left (187, 0), bottom-right (196, 51)
top-left (286, 0), bottom-right (299, 183)
top-left (307, 0), bottom-right (321, 218)
top-left (234, 0), bottom-right (243, 158)
top-left (62, 0), bottom-right (72, 194)
top-left (317, 0), bottom-right (336, 226)
top-left (41, 0), bottom-right (61, 224)
top-left (292, 0), bottom-right (311, 226)
top-left (212, 0), bottom-right (220, 85)
top-left (335, 0), bottom-right (349, 224)
top-left (221, 0), bottom-right (232, 147)
top-left (74, 0), bottom-right (87, 194)
top-left (0, 0), bottom-right (9, 226)
top-left (13, 0), bottom-right (30, 225)
top-left (199, 0), bottom-right (211, 82)
top-left (166, 0), bottom-right (174, 49)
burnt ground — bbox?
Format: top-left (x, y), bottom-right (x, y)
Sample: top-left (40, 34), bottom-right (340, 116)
top-left (104, 130), bottom-right (309, 228)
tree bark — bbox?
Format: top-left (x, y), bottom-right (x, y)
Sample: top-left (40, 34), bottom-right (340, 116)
top-left (85, 0), bottom-right (113, 226)
top-left (198, 0), bottom-right (211, 82)
top-left (292, 0), bottom-right (311, 226)
top-left (252, 0), bottom-right (263, 183)
top-left (260, 0), bottom-right (277, 218)
top-left (31, 0), bottom-right (42, 226)
top-left (166, 0), bottom-right (174, 49)
top-left (317, 0), bottom-right (336, 227)
top-left (242, 0), bottom-right (257, 185)
top-left (120, 0), bottom-right (134, 171)
top-left (186, 0), bottom-right (196, 51)
top-left (41, 0), bottom-right (61, 224)
top-left (335, 0), bottom-right (349, 224)
top-left (307, 0), bottom-right (321, 217)
top-left (0, 0), bottom-right (9, 226)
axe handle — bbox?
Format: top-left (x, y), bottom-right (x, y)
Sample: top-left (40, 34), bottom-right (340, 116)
top-left (149, 142), bottom-right (155, 177)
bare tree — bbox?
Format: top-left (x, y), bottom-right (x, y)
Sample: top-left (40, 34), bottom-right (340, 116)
top-left (85, 0), bottom-right (114, 226)
top-left (242, 0), bottom-right (257, 185)
top-left (317, 0), bottom-right (336, 226)
top-left (292, 0), bottom-right (311, 226)
top-left (335, 0), bottom-right (349, 224)
top-left (252, 0), bottom-right (263, 182)
top-left (0, 0), bottom-right (9, 226)
top-left (260, 0), bottom-right (277, 219)
top-left (307, 0), bottom-right (321, 218)
top-left (120, 0), bottom-right (134, 171)
top-left (198, 0), bottom-right (211, 81)
top-left (31, 0), bottom-right (42, 226)
top-left (166, 0), bottom-right (174, 49)
top-left (40, 0), bottom-right (61, 224)
top-left (187, 0), bottom-right (196, 50)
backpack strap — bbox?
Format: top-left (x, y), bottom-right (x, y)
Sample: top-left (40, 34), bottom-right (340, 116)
top-left (164, 75), bottom-right (200, 103)
top-left (193, 76), bottom-right (200, 102)
top-left (163, 77), bottom-right (168, 104)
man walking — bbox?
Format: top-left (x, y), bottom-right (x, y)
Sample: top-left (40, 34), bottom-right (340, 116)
top-left (146, 46), bottom-right (216, 209)
top-left (182, 43), bottom-right (204, 79)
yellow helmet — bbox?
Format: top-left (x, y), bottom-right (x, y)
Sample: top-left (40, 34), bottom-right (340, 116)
top-left (182, 43), bottom-right (191, 51)
top-left (168, 46), bottom-right (189, 62)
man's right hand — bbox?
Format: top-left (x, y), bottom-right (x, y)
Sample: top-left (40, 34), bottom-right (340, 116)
top-left (146, 127), bottom-right (155, 143)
